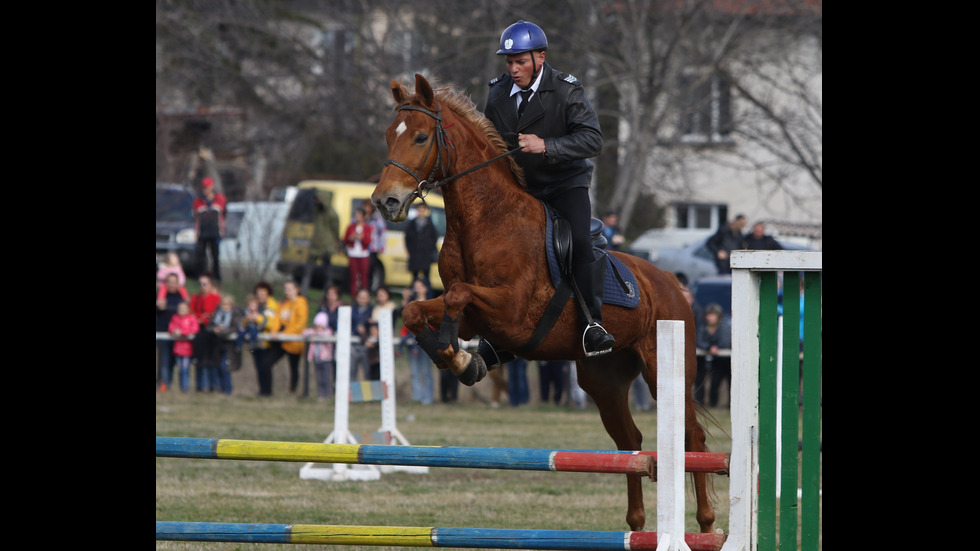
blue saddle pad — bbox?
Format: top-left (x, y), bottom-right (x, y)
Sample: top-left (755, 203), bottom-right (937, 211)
top-left (543, 202), bottom-right (639, 309)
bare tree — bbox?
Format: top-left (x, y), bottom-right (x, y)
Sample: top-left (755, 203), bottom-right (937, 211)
top-left (556, 0), bottom-right (821, 235)
top-left (157, 0), bottom-right (820, 232)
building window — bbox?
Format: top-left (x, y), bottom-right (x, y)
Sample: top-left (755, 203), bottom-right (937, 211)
top-left (673, 202), bottom-right (727, 230)
top-left (679, 72), bottom-right (733, 144)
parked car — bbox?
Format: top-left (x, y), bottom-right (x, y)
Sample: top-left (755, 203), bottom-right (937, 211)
top-left (689, 275), bottom-right (733, 317)
top-left (654, 236), bottom-right (809, 284)
top-left (156, 183), bottom-right (199, 275)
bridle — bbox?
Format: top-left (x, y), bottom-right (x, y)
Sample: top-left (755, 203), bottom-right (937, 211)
top-left (384, 102), bottom-right (519, 200)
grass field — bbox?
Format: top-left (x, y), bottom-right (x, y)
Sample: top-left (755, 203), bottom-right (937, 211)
top-left (155, 345), bottom-right (752, 550)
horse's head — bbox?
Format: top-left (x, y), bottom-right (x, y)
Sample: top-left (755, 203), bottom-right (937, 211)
top-left (373, 74), bottom-right (446, 223)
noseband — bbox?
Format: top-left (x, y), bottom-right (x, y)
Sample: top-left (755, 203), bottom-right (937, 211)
top-left (384, 102), bottom-right (520, 200)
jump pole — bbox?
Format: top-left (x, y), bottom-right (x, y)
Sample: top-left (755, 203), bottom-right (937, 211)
top-left (156, 521), bottom-right (728, 551)
top-left (156, 437), bottom-right (657, 476)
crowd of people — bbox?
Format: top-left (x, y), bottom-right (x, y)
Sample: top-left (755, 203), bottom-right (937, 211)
top-left (155, 251), bottom-right (593, 408)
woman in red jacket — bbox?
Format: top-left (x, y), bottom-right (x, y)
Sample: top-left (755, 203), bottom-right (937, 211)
top-left (343, 207), bottom-right (373, 297)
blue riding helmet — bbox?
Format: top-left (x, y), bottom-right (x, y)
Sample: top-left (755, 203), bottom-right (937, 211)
top-left (496, 20), bottom-right (548, 55)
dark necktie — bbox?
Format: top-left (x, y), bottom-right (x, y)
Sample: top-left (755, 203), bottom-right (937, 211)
top-left (518, 90), bottom-right (532, 118)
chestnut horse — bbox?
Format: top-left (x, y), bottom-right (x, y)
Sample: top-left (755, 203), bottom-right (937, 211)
top-left (372, 74), bottom-right (714, 534)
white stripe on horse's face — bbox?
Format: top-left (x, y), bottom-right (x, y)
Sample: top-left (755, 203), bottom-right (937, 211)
top-left (395, 121), bottom-right (407, 138)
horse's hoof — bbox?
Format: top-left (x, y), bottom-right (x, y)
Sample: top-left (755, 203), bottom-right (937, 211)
top-left (456, 353), bottom-right (487, 386)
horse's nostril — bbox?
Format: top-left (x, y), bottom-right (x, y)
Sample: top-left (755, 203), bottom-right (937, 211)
top-left (383, 197), bottom-right (401, 210)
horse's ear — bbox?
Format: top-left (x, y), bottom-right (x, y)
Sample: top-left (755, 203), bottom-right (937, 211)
top-left (414, 74), bottom-right (435, 108)
top-left (391, 79), bottom-right (407, 105)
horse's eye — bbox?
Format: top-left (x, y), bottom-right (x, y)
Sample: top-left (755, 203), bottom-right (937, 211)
top-left (414, 133), bottom-right (429, 145)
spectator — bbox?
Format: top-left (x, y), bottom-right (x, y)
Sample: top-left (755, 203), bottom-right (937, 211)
top-left (363, 201), bottom-right (387, 291)
top-left (696, 303), bottom-right (732, 408)
top-left (372, 286), bottom-right (397, 316)
top-left (742, 222), bottom-right (784, 251)
top-left (251, 281), bottom-right (279, 397)
top-left (168, 301), bottom-right (199, 393)
top-left (192, 177), bottom-right (227, 283)
top-left (706, 214), bottom-right (747, 274)
top-left (303, 311), bottom-right (335, 401)
top-left (156, 272), bottom-right (185, 392)
top-left (262, 280), bottom-right (309, 396)
top-left (300, 189), bottom-right (340, 296)
top-left (405, 202), bottom-right (439, 288)
top-left (343, 207), bottom-right (373, 297)
top-left (318, 284), bottom-right (343, 335)
top-left (189, 274), bottom-right (222, 392)
top-left (156, 252), bottom-right (188, 300)
top-left (506, 357), bottom-right (530, 407)
top-left (537, 360), bottom-right (566, 405)
top-left (349, 287), bottom-right (374, 382)
top-left (236, 294), bottom-right (263, 353)
top-left (601, 211), bottom-right (625, 251)
top-left (400, 279), bottom-right (435, 405)
top-left (207, 294), bottom-right (240, 394)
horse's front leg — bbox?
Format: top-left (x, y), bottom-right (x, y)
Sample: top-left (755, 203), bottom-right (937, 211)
top-left (400, 295), bottom-right (452, 371)
top-left (429, 282), bottom-right (488, 386)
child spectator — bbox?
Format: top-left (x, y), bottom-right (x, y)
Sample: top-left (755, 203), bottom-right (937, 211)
top-left (236, 294), bottom-right (264, 352)
top-left (156, 272), bottom-right (185, 392)
top-left (156, 252), bottom-right (188, 301)
top-left (303, 312), bottom-right (335, 401)
top-left (208, 294), bottom-right (240, 394)
top-left (251, 281), bottom-right (279, 397)
top-left (168, 301), bottom-right (199, 393)
top-left (349, 287), bottom-right (374, 382)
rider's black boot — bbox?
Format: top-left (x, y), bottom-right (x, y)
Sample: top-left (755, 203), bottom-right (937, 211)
top-left (573, 258), bottom-right (616, 356)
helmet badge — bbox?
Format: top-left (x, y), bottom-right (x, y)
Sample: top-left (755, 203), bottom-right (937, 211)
top-left (504, 39), bottom-right (514, 50)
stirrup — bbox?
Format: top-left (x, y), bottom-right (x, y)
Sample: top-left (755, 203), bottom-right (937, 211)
top-left (582, 322), bottom-right (614, 357)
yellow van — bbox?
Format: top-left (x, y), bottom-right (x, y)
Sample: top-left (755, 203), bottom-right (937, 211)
top-left (276, 180), bottom-right (446, 292)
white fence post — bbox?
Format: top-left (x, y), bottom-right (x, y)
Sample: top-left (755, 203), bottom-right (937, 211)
top-left (656, 320), bottom-right (691, 551)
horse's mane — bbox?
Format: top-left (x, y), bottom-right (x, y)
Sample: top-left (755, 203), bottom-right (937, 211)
top-left (393, 80), bottom-right (526, 188)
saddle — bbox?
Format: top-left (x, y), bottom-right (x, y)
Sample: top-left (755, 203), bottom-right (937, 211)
top-left (543, 202), bottom-right (638, 308)
top-left (511, 202), bottom-right (638, 355)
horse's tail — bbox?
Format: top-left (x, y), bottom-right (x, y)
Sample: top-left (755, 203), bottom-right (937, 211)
top-left (690, 401), bottom-right (727, 502)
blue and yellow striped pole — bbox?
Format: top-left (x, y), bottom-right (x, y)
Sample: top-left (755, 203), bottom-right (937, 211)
top-left (156, 436), bottom-right (657, 475)
top-left (156, 521), bottom-right (728, 550)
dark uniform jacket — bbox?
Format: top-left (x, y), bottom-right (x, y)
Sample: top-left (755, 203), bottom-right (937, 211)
top-left (483, 62), bottom-right (602, 202)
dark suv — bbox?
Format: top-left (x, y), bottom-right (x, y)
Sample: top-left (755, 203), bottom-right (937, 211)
top-left (156, 183), bottom-right (199, 275)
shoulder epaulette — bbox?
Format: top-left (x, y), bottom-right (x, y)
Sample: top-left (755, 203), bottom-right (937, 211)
top-left (558, 72), bottom-right (580, 85)
top-left (488, 73), bottom-right (506, 87)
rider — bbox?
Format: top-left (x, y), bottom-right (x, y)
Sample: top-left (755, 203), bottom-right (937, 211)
top-left (481, 20), bottom-right (615, 358)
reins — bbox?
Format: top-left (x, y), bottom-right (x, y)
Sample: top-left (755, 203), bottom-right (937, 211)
top-left (384, 102), bottom-right (519, 200)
